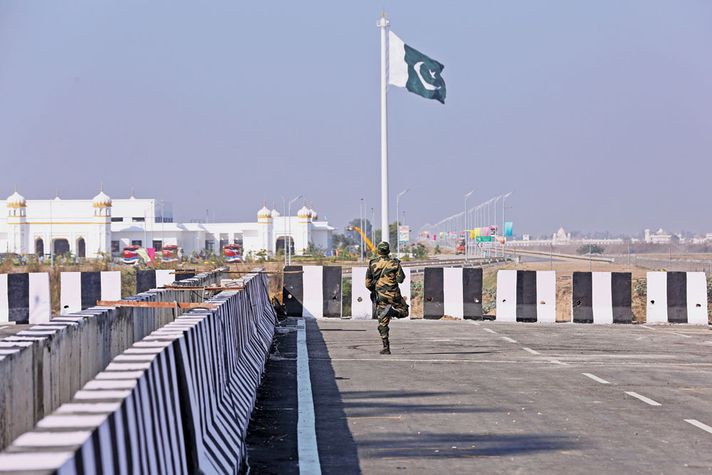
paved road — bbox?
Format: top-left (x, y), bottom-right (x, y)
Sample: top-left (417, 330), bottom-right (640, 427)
top-left (247, 318), bottom-right (712, 474)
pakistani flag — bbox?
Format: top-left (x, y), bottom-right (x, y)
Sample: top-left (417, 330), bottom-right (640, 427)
top-left (388, 31), bottom-right (446, 104)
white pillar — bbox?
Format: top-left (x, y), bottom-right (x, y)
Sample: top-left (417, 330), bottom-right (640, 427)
top-left (378, 13), bottom-right (390, 244)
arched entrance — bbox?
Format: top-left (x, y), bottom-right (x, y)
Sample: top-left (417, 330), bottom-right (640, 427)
top-left (275, 236), bottom-right (294, 255)
top-left (53, 239), bottom-right (70, 256)
top-left (35, 238), bottom-right (44, 257)
top-left (77, 238), bottom-right (86, 258)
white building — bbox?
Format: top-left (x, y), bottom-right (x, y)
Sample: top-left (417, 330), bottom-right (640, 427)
top-left (552, 226), bottom-right (571, 245)
top-left (644, 228), bottom-right (672, 245)
top-left (0, 191), bottom-right (334, 259)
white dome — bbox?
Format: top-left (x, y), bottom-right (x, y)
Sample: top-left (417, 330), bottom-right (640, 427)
top-left (309, 208), bottom-right (318, 220)
top-left (271, 209), bottom-right (281, 218)
top-left (257, 206), bottom-right (272, 219)
top-left (6, 191), bottom-right (26, 209)
top-left (297, 206), bottom-right (311, 218)
top-left (92, 191), bottom-right (112, 208)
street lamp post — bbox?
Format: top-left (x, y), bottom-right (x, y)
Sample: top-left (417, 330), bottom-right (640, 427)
top-left (371, 207), bottom-right (376, 248)
top-left (396, 189), bottom-right (409, 256)
top-left (282, 196), bottom-right (287, 267)
top-left (464, 190), bottom-right (474, 261)
top-left (360, 198), bottom-right (365, 261)
top-left (501, 192), bottom-right (512, 257)
top-left (287, 194), bottom-right (302, 266)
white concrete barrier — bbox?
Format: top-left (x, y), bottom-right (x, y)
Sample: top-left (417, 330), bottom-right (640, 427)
top-left (496, 270), bottom-right (556, 323)
top-left (0, 273), bottom-right (50, 324)
top-left (0, 270), bottom-right (275, 473)
top-left (0, 269), bottom-right (225, 451)
top-left (571, 272), bottom-right (633, 324)
top-left (283, 265), bottom-right (342, 318)
top-left (646, 272), bottom-right (708, 324)
top-left (60, 271), bottom-right (122, 315)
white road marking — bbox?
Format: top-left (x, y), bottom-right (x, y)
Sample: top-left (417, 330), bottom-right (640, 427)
top-left (522, 347), bottom-right (541, 355)
top-left (685, 419), bottom-right (712, 435)
top-left (582, 373), bottom-right (611, 385)
top-left (640, 325), bottom-right (656, 330)
top-left (548, 359), bottom-right (568, 366)
top-left (500, 337), bottom-right (517, 343)
top-left (297, 319), bottom-right (321, 474)
top-left (483, 328), bottom-right (498, 334)
top-left (625, 391), bottom-right (661, 406)
top-left (671, 332), bottom-right (692, 339)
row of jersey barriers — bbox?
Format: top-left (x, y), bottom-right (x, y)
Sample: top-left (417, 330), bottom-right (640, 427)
top-left (281, 265), bottom-right (710, 324)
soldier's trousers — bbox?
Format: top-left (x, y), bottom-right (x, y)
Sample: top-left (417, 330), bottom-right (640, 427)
top-left (376, 302), bottom-right (409, 340)
top-left (377, 309), bottom-right (391, 340)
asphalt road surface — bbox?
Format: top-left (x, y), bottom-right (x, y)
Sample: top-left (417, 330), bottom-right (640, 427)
top-left (247, 318), bottom-right (712, 474)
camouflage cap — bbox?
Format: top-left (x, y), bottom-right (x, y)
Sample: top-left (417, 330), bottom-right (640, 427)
top-left (377, 241), bottom-right (390, 255)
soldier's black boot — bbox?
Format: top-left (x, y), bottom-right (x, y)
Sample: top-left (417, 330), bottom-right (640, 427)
top-left (380, 338), bottom-right (391, 355)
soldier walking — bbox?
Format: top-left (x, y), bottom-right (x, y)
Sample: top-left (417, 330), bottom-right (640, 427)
top-left (365, 241), bottom-right (409, 354)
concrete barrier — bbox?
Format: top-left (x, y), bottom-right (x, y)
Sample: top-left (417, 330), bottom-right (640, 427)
top-left (496, 270), bottom-right (556, 323)
top-left (647, 271), bottom-right (708, 324)
top-left (423, 267), bottom-right (482, 320)
top-left (0, 273), bottom-right (51, 324)
top-left (60, 271), bottom-right (122, 315)
top-left (0, 268), bottom-right (225, 451)
top-left (283, 265), bottom-right (342, 317)
top-left (0, 270), bottom-right (275, 474)
top-left (572, 272), bottom-right (633, 324)
top-left (137, 269), bottom-right (195, 293)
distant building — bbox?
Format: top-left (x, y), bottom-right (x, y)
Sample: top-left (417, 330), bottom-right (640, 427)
top-left (552, 226), bottom-right (571, 245)
top-left (644, 228), bottom-right (672, 245)
top-left (0, 191), bottom-right (334, 258)
top-left (507, 226), bottom-right (623, 247)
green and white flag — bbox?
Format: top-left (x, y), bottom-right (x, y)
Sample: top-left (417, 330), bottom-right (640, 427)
top-left (388, 31), bottom-right (446, 104)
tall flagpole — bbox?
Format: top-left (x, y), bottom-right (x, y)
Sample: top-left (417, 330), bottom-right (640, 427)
top-left (378, 12), bottom-right (390, 244)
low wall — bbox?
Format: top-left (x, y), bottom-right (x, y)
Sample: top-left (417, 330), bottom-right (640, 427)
top-left (0, 270), bottom-right (276, 474)
top-left (0, 268), bottom-right (225, 450)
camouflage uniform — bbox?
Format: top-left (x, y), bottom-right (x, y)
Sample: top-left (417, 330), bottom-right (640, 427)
top-left (365, 242), bottom-right (409, 354)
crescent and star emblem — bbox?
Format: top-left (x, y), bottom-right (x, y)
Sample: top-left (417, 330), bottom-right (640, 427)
top-left (414, 61), bottom-right (441, 91)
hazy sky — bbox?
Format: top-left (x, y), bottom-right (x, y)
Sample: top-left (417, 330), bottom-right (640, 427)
top-left (1, 1), bottom-right (711, 235)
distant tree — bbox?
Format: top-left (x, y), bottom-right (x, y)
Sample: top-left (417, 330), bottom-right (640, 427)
top-left (410, 243), bottom-right (428, 259)
top-left (347, 218), bottom-right (373, 243)
top-left (374, 221), bottom-right (399, 245)
top-left (576, 244), bottom-right (605, 255)
top-left (306, 242), bottom-right (325, 258)
top-left (332, 233), bottom-right (355, 249)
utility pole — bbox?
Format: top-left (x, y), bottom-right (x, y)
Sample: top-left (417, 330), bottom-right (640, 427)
top-left (360, 198), bottom-right (365, 261)
top-left (396, 189), bottom-right (409, 256)
top-left (464, 190), bottom-right (474, 261)
top-left (371, 207), bottom-right (376, 249)
top-left (287, 194), bottom-right (302, 265)
top-left (378, 12), bottom-right (390, 244)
